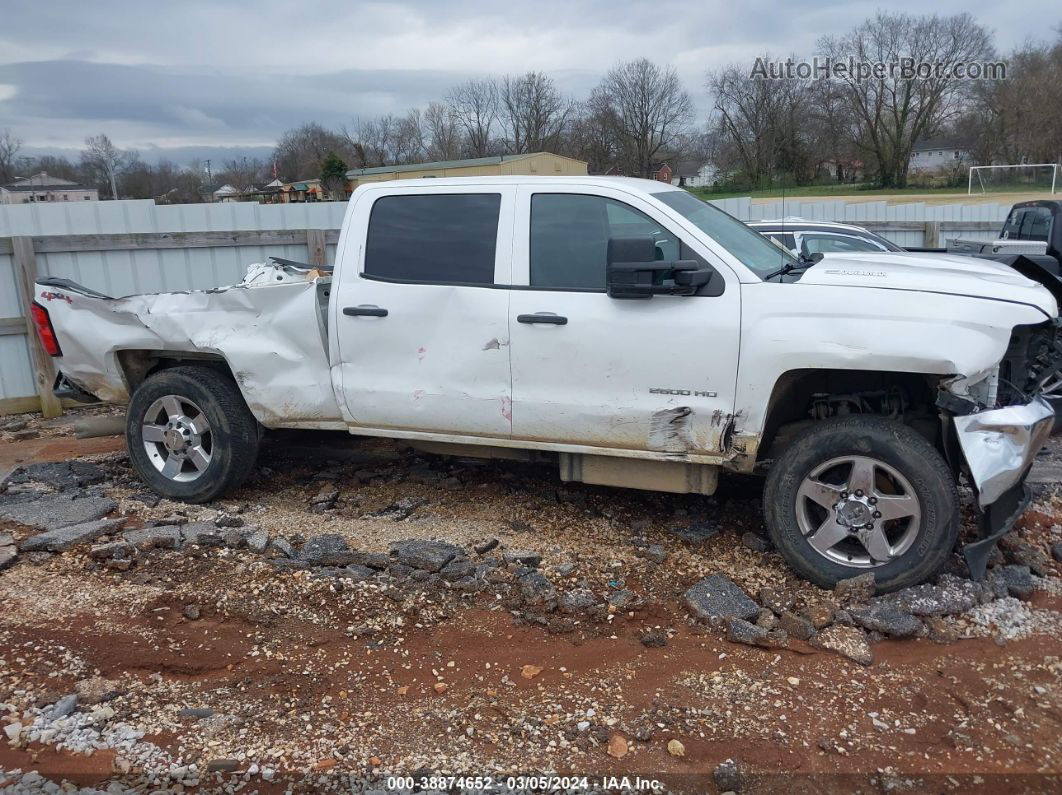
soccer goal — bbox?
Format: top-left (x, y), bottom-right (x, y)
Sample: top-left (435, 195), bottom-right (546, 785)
top-left (968, 163), bottom-right (1060, 195)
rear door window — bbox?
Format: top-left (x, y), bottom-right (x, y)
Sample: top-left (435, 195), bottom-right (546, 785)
top-left (365, 193), bottom-right (501, 284)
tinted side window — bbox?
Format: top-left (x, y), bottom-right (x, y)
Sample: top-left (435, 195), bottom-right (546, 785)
top-left (1022, 207), bottom-right (1052, 242)
top-left (365, 194), bottom-right (501, 284)
top-left (530, 194), bottom-right (689, 289)
top-left (1002, 209), bottom-right (1025, 239)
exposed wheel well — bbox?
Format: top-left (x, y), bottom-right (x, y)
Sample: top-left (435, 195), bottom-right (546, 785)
top-left (116, 350), bottom-right (236, 394)
top-left (757, 368), bottom-right (944, 463)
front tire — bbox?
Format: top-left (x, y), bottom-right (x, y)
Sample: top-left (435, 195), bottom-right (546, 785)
top-left (764, 416), bottom-right (959, 593)
top-left (126, 366), bottom-right (260, 503)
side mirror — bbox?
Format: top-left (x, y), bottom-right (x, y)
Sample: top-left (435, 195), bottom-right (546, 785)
top-left (606, 236), bottom-right (713, 300)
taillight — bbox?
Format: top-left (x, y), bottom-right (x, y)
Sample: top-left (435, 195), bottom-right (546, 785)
top-left (30, 303), bottom-right (62, 356)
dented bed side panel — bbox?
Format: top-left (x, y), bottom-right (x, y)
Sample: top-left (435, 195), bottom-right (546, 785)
top-left (38, 275), bottom-right (343, 428)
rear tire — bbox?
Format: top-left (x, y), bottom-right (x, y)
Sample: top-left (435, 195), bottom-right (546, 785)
top-left (764, 416), bottom-right (959, 593)
top-left (126, 366), bottom-right (260, 503)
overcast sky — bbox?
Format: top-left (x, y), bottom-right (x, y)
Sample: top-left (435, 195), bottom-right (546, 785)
top-left (0, 0), bottom-right (1057, 163)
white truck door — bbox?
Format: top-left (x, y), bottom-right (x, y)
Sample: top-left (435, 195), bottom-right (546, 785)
top-left (333, 185), bottom-right (514, 437)
top-left (508, 185), bottom-right (741, 455)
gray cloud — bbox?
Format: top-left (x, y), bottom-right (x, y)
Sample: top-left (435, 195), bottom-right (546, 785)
top-left (0, 0), bottom-right (1056, 161)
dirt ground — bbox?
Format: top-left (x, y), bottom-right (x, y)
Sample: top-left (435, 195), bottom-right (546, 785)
top-left (1, 407), bottom-right (1061, 794)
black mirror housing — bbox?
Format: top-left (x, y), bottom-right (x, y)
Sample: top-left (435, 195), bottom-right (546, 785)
top-left (607, 236), bottom-right (657, 266)
top-left (606, 235), bottom-right (714, 299)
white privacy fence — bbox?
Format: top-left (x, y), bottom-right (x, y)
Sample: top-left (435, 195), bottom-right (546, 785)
top-left (709, 196), bottom-right (1011, 248)
top-left (0, 200), bottom-right (347, 411)
top-left (0, 195), bottom-right (1009, 412)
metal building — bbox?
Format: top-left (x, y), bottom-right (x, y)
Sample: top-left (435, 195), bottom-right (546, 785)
top-left (345, 152), bottom-right (588, 189)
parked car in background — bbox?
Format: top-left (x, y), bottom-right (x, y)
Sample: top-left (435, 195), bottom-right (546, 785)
top-left (748, 219), bottom-right (905, 256)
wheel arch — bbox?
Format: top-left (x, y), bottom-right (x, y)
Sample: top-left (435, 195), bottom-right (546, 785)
top-left (116, 349), bottom-right (238, 394)
top-left (756, 368), bottom-right (945, 464)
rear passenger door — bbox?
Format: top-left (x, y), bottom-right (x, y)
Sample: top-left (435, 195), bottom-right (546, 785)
top-left (333, 185), bottom-right (515, 437)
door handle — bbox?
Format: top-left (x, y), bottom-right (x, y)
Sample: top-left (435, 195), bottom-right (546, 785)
top-left (517, 313), bottom-right (567, 325)
top-left (344, 305), bottom-right (388, 317)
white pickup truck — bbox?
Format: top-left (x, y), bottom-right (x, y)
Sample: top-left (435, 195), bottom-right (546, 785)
top-left (31, 176), bottom-right (1060, 592)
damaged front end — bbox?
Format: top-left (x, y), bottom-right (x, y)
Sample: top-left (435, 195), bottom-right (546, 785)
top-left (940, 319), bottom-right (1062, 577)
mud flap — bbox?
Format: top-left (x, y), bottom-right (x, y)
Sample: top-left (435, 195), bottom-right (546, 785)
top-left (962, 474), bottom-right (1031, 580)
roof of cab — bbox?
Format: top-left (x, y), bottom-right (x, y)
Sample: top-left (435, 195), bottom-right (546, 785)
top-left (350, 175), bottom-right (682, 193)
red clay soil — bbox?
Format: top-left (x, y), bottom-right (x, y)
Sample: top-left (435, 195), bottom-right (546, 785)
top-left (0, 432), bottom-right (1060, 792)
top-left (3, 585), bottom-right (1060, 792)
top-left (0, 435), bottom-right (124, 475)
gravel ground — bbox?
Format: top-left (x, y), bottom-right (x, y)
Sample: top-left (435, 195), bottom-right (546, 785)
top-left (0, 422), bottom-right (1060, 793)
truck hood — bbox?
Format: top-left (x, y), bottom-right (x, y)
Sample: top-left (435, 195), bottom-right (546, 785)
top-left (797, 252), bottom-right (1058, 317)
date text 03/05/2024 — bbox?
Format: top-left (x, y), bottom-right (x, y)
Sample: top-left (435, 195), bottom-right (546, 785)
top-left (385, 775), bottom-right (664, 791)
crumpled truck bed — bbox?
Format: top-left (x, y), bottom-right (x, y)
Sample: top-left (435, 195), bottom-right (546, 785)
top-left (36, 263), bottom-right (343, 428)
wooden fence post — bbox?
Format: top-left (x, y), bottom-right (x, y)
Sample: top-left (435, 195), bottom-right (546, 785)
top-left (306, 229), bottom-right (327, 267)
top-left (924, 221), bottom-right (941, 249)
top-left (11, 236), bottom-right (63, 418)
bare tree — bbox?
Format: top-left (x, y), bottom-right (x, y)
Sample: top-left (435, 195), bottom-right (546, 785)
top-left (347, 115), bottom-right (395, 167)
top-left (499, 72), bottom-right (574, 154)
top-left (392, 109), bottom-right (426, 163)
top-left (275, 122), bottom-right (356, 181)
top-left (447, 79), bottom-right (498, 157)
top-left (80, 134), bottom-right (134, 199)
top-left (707, 61), bottom-right (793, 186)
top-left (218, 157), bottom-right (267, 194)
top-left (424, 102), bottom-right (462, 161)
top-left (819, 12), bottom-right (994, 187)
top-left (594, 59), bottom-right (693, 178)
top-left (960, 32), bottom-right (1062, 166)
top-left (347, 110), bottom-right (429, 166)
top-left (804, 78), bottom-right (861, 182)
top-left (0, 129), bottom-right (22, 184)
top-left (567, 95), bottom-right (621, 174)
top-left (20, 154), bottom-right (81, 183)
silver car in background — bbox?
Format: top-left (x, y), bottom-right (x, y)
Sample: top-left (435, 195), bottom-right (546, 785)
top-left (748, 219), bottom-right (905, 256)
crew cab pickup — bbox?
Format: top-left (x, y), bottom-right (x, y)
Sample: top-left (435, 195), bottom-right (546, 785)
top-left (31, 177), bottom-right (1061, 592)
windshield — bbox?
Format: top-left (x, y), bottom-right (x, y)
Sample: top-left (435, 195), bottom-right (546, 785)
top-left (655, 190), bottom-right (797, 279)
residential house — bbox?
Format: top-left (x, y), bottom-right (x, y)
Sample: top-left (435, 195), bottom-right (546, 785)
top-left (669, 161), bottom-right (722, 188)
top-left (198, 183), bottom-right (243, 202)
top-left (909, 138), bottom-right (970, 173)
top-left (651, 163), bottom-right (673, 183)
top-left (281, 179), bottom-right (324, 203)
top-left (250, 178), bottom-right (285, 204)
top-left (0, 172), bottom-right (98, 204)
